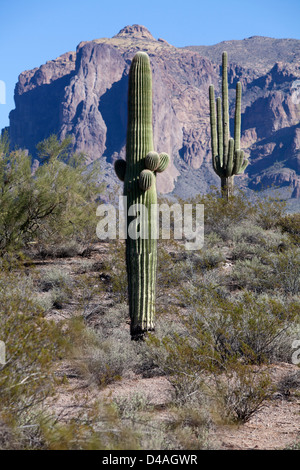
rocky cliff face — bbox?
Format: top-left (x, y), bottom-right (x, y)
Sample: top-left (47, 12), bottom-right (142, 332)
top-left (7, 24), bottom-right (300, 197)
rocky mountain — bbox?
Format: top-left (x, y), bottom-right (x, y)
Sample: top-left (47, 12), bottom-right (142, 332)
top-left (7, 24), bottom-right (300, 199)
top-left (184, 36), bottom-right (300, 74)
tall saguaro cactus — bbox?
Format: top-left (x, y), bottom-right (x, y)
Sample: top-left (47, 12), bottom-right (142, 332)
top-left (114, 51), bottom-right (170, 339)
top-left (209, 52), bottom-right (249, 199)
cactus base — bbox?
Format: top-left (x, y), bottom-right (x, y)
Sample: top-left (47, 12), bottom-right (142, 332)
top-left (130, 324), bottom-right (155, 341)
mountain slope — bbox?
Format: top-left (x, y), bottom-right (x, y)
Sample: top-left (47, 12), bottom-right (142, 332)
top-left (7, 25), bottom-right (300, 199)
top-left (184, 36), bottom-right (300, 74)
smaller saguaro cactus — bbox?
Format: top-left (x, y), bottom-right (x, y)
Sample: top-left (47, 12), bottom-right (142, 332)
top-left (209, 51), bottom-right (249, 199)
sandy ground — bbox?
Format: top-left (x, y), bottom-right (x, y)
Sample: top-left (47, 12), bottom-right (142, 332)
top-left (34, 243), bottom-right (300, 450)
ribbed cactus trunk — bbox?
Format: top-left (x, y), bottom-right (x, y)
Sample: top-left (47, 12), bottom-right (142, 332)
top-left (221, 176), bottom-right (234, 200)
top-left (209, 52), bottom-right (249, 200)
top-left (114, 52), bottom-right (170, 339)
top-left (126, 52), bottom-right (157, 339)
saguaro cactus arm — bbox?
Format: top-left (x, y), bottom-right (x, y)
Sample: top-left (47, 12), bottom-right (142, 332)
top-left (222, 51), bottom-right (230, 160)
top-left (156, 152), bottom-right (170, 173)
top-left (234, 81), bottom-right (242, 152)
top-left (114, 159), bottom-right (127, 181)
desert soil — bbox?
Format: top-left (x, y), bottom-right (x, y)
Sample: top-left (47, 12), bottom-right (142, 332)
top-left (34, 242), bottom-right (300, 450)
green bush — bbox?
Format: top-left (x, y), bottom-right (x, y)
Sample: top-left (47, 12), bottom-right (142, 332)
top-left (166, 402), bottom-right (211, 449)
top-left (229, 222), bottom-right (266, 246)
top-left (37, 267), bottom-right (74, 309)
top-left (146, 289), bottom-right (299, 423)
top-left (190, 188), bottom-right (254, 240)
top-left (68, 308), bottom-right (142, 387)
top-left (214, 362), bottom-right (273, 423)
top-left (192, 248), bottom-right (225, 272)
top-left (278, 213), bottom-right (300, 244)
top-left (112, 391), bottom-right (212, 450)
top-left (0, 133), bottom-right (101, 254)
top-left (253, 195), bottom-right (287, 230)
top-left (231, 257), bottom-right (274, 292)
top-left (101, 241), bottom-right (128, 303)
top-left (0, 265), bottom-right (68, 448)
top-left (268, 246), bottom-right (300, 296)
top-left (232, 247), bottom-right (300, 296)
top-left (192, 291), bottom-right (299, 365)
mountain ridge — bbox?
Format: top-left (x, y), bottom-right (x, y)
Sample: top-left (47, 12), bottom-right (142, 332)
top-left (184, 35), bottom-right (300, 74)
top-left (7, 25), bottom-right (300, 200)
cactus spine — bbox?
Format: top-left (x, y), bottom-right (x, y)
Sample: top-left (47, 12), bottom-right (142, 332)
top-left (209, 52), bottom-right (248, 199)
top-left (114, 52), bottom-right (170, 339)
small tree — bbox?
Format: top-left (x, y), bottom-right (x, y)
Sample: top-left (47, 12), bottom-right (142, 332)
top-left (0, 134), bottom-right (101, 254)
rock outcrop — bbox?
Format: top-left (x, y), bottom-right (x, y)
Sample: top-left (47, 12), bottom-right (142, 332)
top-left (7, 25), bottom-right (300, 197)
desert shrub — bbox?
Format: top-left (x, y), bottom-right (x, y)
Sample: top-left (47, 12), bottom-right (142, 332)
top-left (260, 229), bottom-right (291, 253)
top-left (38, 267), bottom-right (73, 309)
top-left (35, 294), bottom-right (54, 313)
top-left (231, 246), bottom-right (300, 296)
top-left (75, 260), bottom-right (95, 274)
top-left (190, 190), bottom-right (289, 240)
top-left (157, 244), bottom-right (225, 303)
top-left (101, 240), bottom-right (127, 303)
top-left (278, 370), bottom-right (300, 397)
top-left (94, 304), bottom-right (129, 335)
top-left (190, 189), bottom-right (254, 240)
top-left (37, 399), bottom-right (142, 450)
top-left (229, 222), bottom-right (287, 261)
top-left (0, 265), bottom-right (68, 448)
top-left (112, 391), bottom-right (212, 450)
top-left (146, 290), bottom-right (298, 424)
top-left (192, 248), bottom-right (225, 272)
top-left (157, 245), bottom-right (186, 289)
top-left (268, 246), bottom-right (300, 296)
top-left (112, 392), bottom-right (168, 449)
top-left (39, 267), bottom-right (72, 291)
top-left (253, 195), bottom-right (287, 230)
top-left (214, 362), bottom-right (273, 423)
top-left (166, 401), bottom-right (211, 449)
top-left (177, 267), bottom-right (229, 311)
top-left (68, 309), bottom-right (141, 387)
top-left (204, 231), bottom-right (223, 248)
top-left (147, 290), bottom-right (299, 389)
top-left (34, 240), bottom-right (87, 259)
top-left (192, 291), bottom-right (299, 365)
top-left (113, 392), bottom-right (151, 420)
top-left (193, 188), bottom-right (251, 240)
top-left (230, 241), bottom-right (260, 261)
top-left (49, 287), bottom-right (72, 310)
top-left (229, 222), bottom-right (266, 245)
top-left (146, 329), bottom-right (207, 405)
top-left (231, 257), bottom-right (274, 292)
top-left (0, 133), bottom-right (101, 255)
top-left (278, 212), bottom-right (300, 244)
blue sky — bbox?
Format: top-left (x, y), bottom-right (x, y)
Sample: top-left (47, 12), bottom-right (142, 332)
top-left (1, 0), bottom-right (300, 132)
